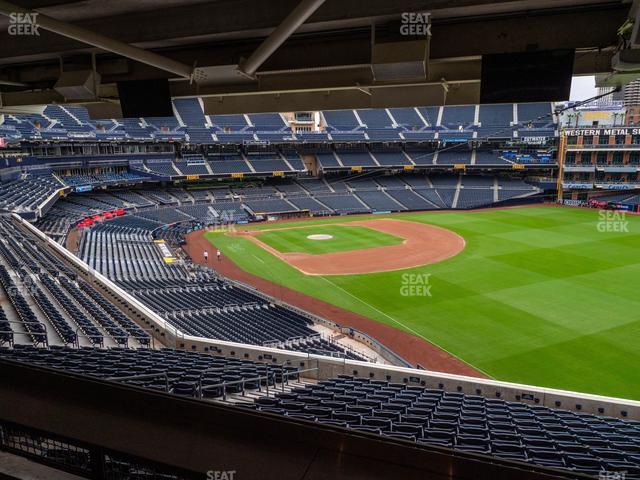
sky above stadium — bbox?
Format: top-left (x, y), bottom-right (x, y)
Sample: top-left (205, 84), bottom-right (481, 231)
top-left (570, 76), bottom-right (597, 101)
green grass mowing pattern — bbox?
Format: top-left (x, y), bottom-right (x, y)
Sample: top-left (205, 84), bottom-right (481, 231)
top-left (207, 206), bottom-right (640, 400)
top-left (255, 224), bottom-right (403, 254)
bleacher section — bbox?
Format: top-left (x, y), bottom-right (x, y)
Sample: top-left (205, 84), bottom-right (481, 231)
top-left (389, 108), bottom-right (427, 129)
top-left (1, 102), bottom-right (557, 152)
top-left (2, 348), bottom-right (639, 479)
top-left (593, 192), bottom-right (640, 204)
top-left (242, 375), bottom-right (640, 478)
top-left (210, 114), bottom-right (249, 130)
top-left (418, 107), bottom-right (440, 127)
top-left (0, 175), bottom-right (64, 213)
top-left (518, 103), bottom-right (553, 124)
top-left (479, 104), bottom-right (512, 126)
top-left (355, 191), bottom-right (404, 212)
top-left (60, 170), bottom-right (147, 187)
top-left (475, 151), bottom-right (510, 165)
top-left (186, 127), bottom-right (214, 144)
top-left (0, 100), bottom-right (551, 223)
top-left (248, 113), bottom-right (287, 130)
top-left (26, 172), bottom-right (539, 241)
top-left (356, 109), bottom-right (394, 128)
top-left (314, 194), bottom-right (370, 215)
top-left (436, 150), bottom-right (472, 165)
top-left (322, 110), bottom-right (361, 130)
top-left (173, 98), bottom-right (206, 127)
top-left (441, 105), bottom-right (475, 127)
top-left (246, 156), bottom-right (292, 173)
top-left (336, 151), bottom-right (378, 167)
top-left (209, 157), bottom-right (253, 175)
top-left (407, 150), bottom-right (436, 165)
top-left (287, 196), bottom-right (332, 215)
top-left (0, 218), bottom-right (150, 348)
top-left (244, 198), bottom-right (297, 214)
top-left (372, 151), bottom-right (413, 166)
top-left (77, 220), bottom-right (366, 359)
top-left (144, 159), bottom-right (179, 177)
top-left (456, 189), bottom-right (495, 209)
top-left (387, 189), bottom-right (439, 209)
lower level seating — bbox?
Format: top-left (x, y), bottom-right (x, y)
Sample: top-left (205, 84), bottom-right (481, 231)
top-left (356, 191), bottom-right (404, 212)
top-left (0, 346), bottom-right (298, 399)
top-left (314, 194), bottom-right (370, 215)
top-left (456, 189), bottom-right (495, 209)
top-left (1, 348), bottom-right (638, 479)
top-left (0, 306), bottom-right (13, 346)
top-left (386, 190), bottom-right (439, 210)
top-left (245, 375), bottom-right (640, 479)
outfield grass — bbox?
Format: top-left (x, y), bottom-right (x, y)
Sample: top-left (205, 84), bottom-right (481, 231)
top-left (255, 224), bottom-right (403, 255)
top-left (206, 206), bottom-right (640, 400)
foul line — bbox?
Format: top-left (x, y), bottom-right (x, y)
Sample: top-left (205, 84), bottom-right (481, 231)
top-left (319, 276), bottom-right (493, 378)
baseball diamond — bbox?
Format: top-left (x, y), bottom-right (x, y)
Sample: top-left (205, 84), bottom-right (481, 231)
top-left (192, 206), bottom-right (640, 400)
top-left (3, 4), bottom-right (640, 476)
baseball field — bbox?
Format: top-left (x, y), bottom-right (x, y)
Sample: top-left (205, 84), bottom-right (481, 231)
top-left (204, 206), bottom-right (640, 400)
top-left (256, 224), bottom-right (404, 254)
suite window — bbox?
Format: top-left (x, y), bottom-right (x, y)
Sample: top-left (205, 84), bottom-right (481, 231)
top-left (612, 152), bottom-right (623, 165)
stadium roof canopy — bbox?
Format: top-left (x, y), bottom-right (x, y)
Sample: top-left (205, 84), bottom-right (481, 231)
top-left (0, 0), bottom-right (633, 114)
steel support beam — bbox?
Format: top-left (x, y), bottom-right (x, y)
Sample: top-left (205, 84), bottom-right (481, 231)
top-left (237, 0), bottom-right (326, 78)
top-left (0, 0), bottom-right (195, 79)
top-left (199, 81), bottom-right (481, 114)
top-left (0, 79), bottom-right (28, 87)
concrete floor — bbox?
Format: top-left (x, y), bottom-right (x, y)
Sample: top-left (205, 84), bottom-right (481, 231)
top-left (0, 452), bottom-right (85, 480)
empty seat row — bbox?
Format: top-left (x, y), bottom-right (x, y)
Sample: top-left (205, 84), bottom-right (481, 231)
top-left (0, 347), bottom-right (635, 479)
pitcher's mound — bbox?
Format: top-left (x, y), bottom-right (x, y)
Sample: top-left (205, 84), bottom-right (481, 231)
top-left (307, 234), bottom-right (333, 240)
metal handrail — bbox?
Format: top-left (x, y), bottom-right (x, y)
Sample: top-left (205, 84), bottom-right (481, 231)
top-left (323, 333), bottom-right (376, 362)
top-left (73, 326), bottom-right (104, 348)
top-left (0, 329), bottom-right (15, 346)
top-left (4, 319), bottom-right (49, 346)
top-left (199, 365), bottom-right (320, 401)
top-left (108, 334), bottom-right (130, 346)
top-left (198, 371), bottom-right (275, 400)
top-left (338, 326), bottom-right (412, 368)
top-left (124, 325), bottom-right (156, 348)
top-left (99, 361), bottom-right (318, 402)
top-left (105, 372), bottom-right (170, 392)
